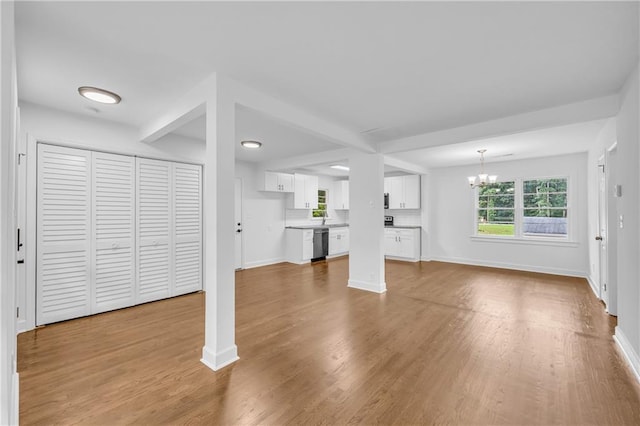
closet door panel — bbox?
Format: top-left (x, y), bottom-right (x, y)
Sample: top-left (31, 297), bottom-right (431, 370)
top-left (37, 144), bottom-right (91, 325)
top-left (173, 163), bottom-right (202, 295)
top-left (136, 158), bottom-right (172, 303)
top-left (92, 152), bottom-right (136, 313)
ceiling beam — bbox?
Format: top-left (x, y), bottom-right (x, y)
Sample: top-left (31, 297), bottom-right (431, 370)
top-left (383, 156), bottom-right (429, 175)
top-left (379, 94), bottom-right (619, 154)
top-left (259, 148), bottom-right (356, 172)
top-left (228, 79), bottom-right (376, 154)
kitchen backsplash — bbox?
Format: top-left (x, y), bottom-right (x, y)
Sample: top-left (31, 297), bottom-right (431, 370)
top-left (385, 209), bottom-right (422, 226)
top-left (285, 208), bottom-right (349, 227)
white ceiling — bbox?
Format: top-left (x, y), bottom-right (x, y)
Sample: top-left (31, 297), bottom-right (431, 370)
top-left (14, 2), bottom-right (639, 169)
top-left (390, 119), bottom-right (610, 168)
top-left (169, 106), bottom-right (342, 163)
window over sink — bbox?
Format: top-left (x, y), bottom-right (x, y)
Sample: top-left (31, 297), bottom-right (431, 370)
top-left (312, 189), bottom-right (327, 218)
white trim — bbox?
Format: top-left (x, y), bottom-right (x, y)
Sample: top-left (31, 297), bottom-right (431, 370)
top-left (11, 372), bottom-right (18, 426)
top-left (201, 345), bottom-right (239, 371)
top-left (385, 255), bottom-right (420, 263)
top-left (586, 275), bottom-right (601, 299)
top-left (613, 327), bottom-right (640, 384)
top-left (348, 279), bottom-right (387, 294)
top-left (242, 258), bottom-right (286, 269)
top-left (430, 256), bottom-right (587, 278)
top-left (420, 256), bottom-right (432, 262)
top-left (470, 235), bottom-right (578, 248)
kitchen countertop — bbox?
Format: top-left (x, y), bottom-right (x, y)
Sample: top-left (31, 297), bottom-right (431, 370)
top-left (385, 225), bottom-right (422, 229)
top-left (285, 223), bottom-right (349, 230)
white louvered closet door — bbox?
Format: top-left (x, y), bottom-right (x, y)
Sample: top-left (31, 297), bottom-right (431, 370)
top-left (136, 158), bottom-right (172, 303)
top-left (173, 163), bottom-right (202, 296)
top-left (91, 152), bottom-right (136, 314)
top-left (37, 144), bottom-right (92, 325)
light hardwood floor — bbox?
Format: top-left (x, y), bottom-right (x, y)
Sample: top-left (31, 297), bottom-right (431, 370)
top-left (18, 259), bottom-right (640, 425)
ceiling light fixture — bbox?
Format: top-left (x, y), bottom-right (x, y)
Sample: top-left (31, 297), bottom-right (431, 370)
top-left (330, 165), bottom-right (349, 171)
top-left (78, 86), bottom-right (121, 104)
top-left (468, 149), bottom-right (497, 188)
top-left (240, 140), bottom-right (262, 149)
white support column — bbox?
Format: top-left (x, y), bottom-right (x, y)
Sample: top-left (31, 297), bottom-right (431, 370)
top-left (201, 74), bottom-right (239, 371)
top-left (347, 153), bottom-right (386, 293)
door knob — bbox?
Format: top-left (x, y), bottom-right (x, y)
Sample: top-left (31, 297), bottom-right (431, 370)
top-left (595, 236), bottom-right (603, 241)
top-left (236, 229), bottom-right (242, 233)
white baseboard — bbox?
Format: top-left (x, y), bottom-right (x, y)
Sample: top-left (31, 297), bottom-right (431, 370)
top-left (201, 344), bottom-right (239, 371)
top-left (614, 326), bottom-right (640, 384)
top-left (242, 258), bottom-right (285, 269)
top-left (586, 275), bottom-right (601, 299)
top-left (420, 256), bottom-right (431, 262)
top-left (385, 255), bottom-right (420, 262)
top-left (348, 279), bottom-right (387, 294)
top-left (430, 255), bottom-right (587, 278)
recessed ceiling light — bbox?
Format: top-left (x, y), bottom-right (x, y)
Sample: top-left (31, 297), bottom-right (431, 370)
top-left (330, 165), bottom-right (349, 171)
top-left (78, 86), bottom-right (121, 104)
top-left (241, 140), bottom-right (262, 149)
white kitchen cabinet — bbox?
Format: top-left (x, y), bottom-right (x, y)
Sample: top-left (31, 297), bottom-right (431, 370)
top-left (332, 180), bottom-right (349, 210)
top-left (285, 228), bottom-right (314, 264)
top-left (384, 175), bottom-right (421, 209)
top-left (384, 228), bottom-right (421, 261)
top-left (292, 173), bottom-right (319, 209)
top-left (263, 171), bottom-right (294, 192)
top-left (329, 227), bottom-right (349, 256)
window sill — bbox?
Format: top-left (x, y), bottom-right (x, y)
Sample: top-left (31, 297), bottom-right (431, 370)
top-left (470, 235), bottom-right (579, 248)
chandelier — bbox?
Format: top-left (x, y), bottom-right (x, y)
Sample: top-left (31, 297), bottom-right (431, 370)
top-left (467, 149), bottom-right (497, 188)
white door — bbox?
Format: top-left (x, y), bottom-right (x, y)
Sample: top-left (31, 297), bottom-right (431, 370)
top-left (37, 144), bottom-right (92, 325)
top-left (136, 158), bottom-right (172, 303)
top-left (91, 152), bottom-right (136, 314)
top-left (173, 163), bottom-right (202, 295)
top-left (597, 158), bottom-right (608, 305)
top-left (235, 178), bottom-right (243, 270)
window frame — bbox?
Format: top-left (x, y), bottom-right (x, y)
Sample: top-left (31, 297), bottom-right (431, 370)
top-left (472, 175), bottom-right (572, 244)
top-left (312, 188), bottom-right (328, 219)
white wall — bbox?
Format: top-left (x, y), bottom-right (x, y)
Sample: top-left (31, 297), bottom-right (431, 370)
top-left (429, 153), bottom-right (589, 277)
top-left (613, 62), bottom-right (640, 377)
top-left (0, 0), bottom-right (18, 423)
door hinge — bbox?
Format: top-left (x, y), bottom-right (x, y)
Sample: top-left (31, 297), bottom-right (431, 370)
top-left (16, 307), bottom-right (19, 318)
top-left (604, 283), bottom-right (607, 291)
top-left (17, 153), bottom-right (25, 165)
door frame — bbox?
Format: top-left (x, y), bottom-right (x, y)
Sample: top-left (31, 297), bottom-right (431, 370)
top-left (597, 154), bottom-right (607, 304)
top-left (604, 141), bottom-right (618, 316)
top-left (234, 177), bottom-right (243, 270)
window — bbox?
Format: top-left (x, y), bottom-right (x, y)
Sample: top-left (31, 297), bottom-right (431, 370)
top-left (475, 177), bottom-right (569, 239)
top-left (477, 182), bottom-right (515, 236)
top-left (312, 189), bottom-right (327, 218)
top-left (522, 178), bottom-right (568, 237)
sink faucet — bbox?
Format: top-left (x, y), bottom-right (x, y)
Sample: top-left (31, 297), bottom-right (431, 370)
top-left (322, 210), bottom-right (327, 226)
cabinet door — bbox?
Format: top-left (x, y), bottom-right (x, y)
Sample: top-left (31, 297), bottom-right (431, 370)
top-left (384, 230), bottom-right (398, 257)
top-left (388, 177), bottom-right (403, 209)
top-left (293, 173), bottom-right (307, 208)
top-left (342, 181), bottom-right (350, 210)
top-left (279, 173), bottom-right (294, 192)
top-left (173, 163), bottom-right (202, 296)
top-left (302, 230), bottom-right (314, 260)
top-left (37, 144), bottom-right (92, 325)
top-left (136, 158), bottom-right (172, 303)
top-left (328, 230), bottom-right (339, 256)
top-left (264, 171), bottom-right (278, 191)
top-left (397, 231), bottom-right (415, 258)
top-left (91, 152), bottom-right (136, 314)
top-left (403, 175), bottom-right (421, 209)
top-left (306, 175), bottom-right (319, 209)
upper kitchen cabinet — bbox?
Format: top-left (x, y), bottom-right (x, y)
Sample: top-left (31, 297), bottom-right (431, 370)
top-left (262, 171), bottom-right (294, 192)
top-left (291, 173), bottom-right (319, 209)
top-left (332, 180), bottom-right (349, 210)
top-left (385, 175), bottom-right (421, 209)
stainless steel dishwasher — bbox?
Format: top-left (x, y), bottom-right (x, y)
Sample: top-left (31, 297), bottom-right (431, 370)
top-left (312, 228), bottom-right (329, 261)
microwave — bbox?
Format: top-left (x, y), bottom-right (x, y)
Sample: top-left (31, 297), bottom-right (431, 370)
top-left (384, 193), bottom-right (389, 209)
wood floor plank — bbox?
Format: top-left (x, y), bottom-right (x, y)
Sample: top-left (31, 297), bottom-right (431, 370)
top-left (18, 259), bottom-right (640, 425)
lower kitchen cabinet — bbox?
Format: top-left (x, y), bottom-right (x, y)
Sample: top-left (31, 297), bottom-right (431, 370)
top-left (329, 227), bottom-right (349, 256)
top-left (285, 228), bottom-right (314, 264)
top-left (384, 227), bottom-right (420, 262)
